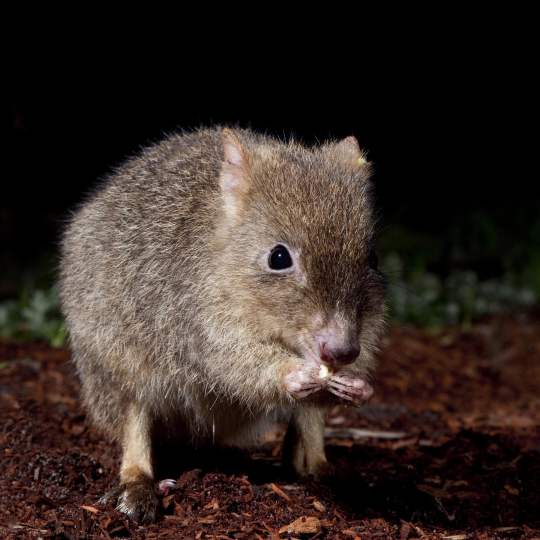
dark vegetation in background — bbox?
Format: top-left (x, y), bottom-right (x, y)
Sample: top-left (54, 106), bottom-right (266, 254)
top-left (3, 31), bottom-right (538, 338)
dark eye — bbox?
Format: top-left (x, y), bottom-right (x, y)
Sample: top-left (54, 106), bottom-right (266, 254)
top-left (268, 244), bottom-right (293, 271)
top-left (368, 249), bottom-right (379, 270)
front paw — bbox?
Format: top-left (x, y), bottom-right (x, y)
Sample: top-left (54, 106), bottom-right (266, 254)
top-left (327, 370), bottom-right (373, 405)
top-left (100, 478), bottom-right (158, 523)
top-left (284, 363), bottom-right (324, 399)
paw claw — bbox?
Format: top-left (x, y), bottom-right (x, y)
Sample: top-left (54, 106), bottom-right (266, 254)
top-left (327, 371), bottom-right (373, 405)
top-left (158, 478), bottom-right (177, 495)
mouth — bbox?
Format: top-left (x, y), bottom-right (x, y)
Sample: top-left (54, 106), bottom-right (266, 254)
top-left (295, 345), bottom-right (334, 380)
top-left (294, 334), bottom-right (358, 374)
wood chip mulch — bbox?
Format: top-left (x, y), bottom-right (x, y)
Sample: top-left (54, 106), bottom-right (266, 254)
top-left (1, 313), bottom-right (540, 539)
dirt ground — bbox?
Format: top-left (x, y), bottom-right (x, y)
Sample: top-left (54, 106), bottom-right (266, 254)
top-left (1, 313), bottom-right (540, 539)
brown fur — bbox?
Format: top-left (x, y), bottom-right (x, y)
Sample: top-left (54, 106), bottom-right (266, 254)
top-left (59, 127), bottom-right (386, 520)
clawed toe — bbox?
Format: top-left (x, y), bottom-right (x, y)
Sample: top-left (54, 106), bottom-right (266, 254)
top-left (327, 374), bottom-right (373, 405)
top-left (100, 479), bottom-right (159, 523)
top-left (157, 478), bottom-right (177, 496)
top-left (285, 369), bottom-right (324, 400)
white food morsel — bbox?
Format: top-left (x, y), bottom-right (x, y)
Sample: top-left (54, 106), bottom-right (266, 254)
top-left (318, 364), bottom-right (330, 379)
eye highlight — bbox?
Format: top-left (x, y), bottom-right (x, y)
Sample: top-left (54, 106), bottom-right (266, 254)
top-left (268, 244), bottom-right (293, 271)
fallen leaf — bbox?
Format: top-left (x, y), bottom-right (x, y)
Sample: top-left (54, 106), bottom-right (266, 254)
top-left (504, 484), bottom-right (520, 496)
top-left (198, 516), bottom-right (216, 524)
top-left (162, 494), bottom-right (175, 509)
top-left (279, 516), bottom-right (321, 535)
top-left (269, 482), bottom-right (291, 502)
top-left (80, 505), bottom-right (99, 514)
top-left (400, 521), bottom-right (411, 540)
top-left (417, 483), bottom-right (452, 499)
top-left (203, 497), bottom-right (220, 510)
top-left (494, 527), bottom-right (522, 534)
top-left (164, 515), bottom-right (189, 525)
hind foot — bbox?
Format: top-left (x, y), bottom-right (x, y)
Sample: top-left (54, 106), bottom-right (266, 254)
top-left (100, 476), bottom-right (158, 523)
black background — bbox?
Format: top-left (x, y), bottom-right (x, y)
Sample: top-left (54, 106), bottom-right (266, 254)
top-left (4, 21), bottom-right (538, 290)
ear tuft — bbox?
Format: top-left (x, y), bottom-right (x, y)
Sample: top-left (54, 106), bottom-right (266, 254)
top-left (334, 136), bottom-right (368, 167)
top-left (222, 128), bottom-right (244, 167)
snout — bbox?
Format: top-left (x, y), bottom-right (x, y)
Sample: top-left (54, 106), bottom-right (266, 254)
top-left (319, 342), bottom-right (360, 368)
top-left (313, 312), bottom-right (360, 368)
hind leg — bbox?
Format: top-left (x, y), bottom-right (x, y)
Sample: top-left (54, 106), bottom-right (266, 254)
top-left (283, 405), bottom-right (329, 478)
top-left (101, 404), bottom-right (159, 523)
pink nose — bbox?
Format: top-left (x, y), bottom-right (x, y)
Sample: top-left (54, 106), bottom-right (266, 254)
top-left (320, 342), bottom-right (359, 367)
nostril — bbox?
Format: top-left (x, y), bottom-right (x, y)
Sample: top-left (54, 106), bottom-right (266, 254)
top-left (320, 342), bottom-right (332, 364)
top-left (320, 343), bottom-right (359, 366)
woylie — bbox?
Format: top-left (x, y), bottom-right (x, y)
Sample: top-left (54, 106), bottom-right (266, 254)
top-left (60, 127), bottom-right (386, 522)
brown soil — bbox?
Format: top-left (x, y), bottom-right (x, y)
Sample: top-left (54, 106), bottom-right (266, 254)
top-left (1, 313), bottom-right (540, 539)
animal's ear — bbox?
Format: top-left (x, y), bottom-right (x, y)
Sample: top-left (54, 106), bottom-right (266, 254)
top-left (219, 129), bottom-right (251, 220)
top-left (333, 136), bottom-right (369, 168)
